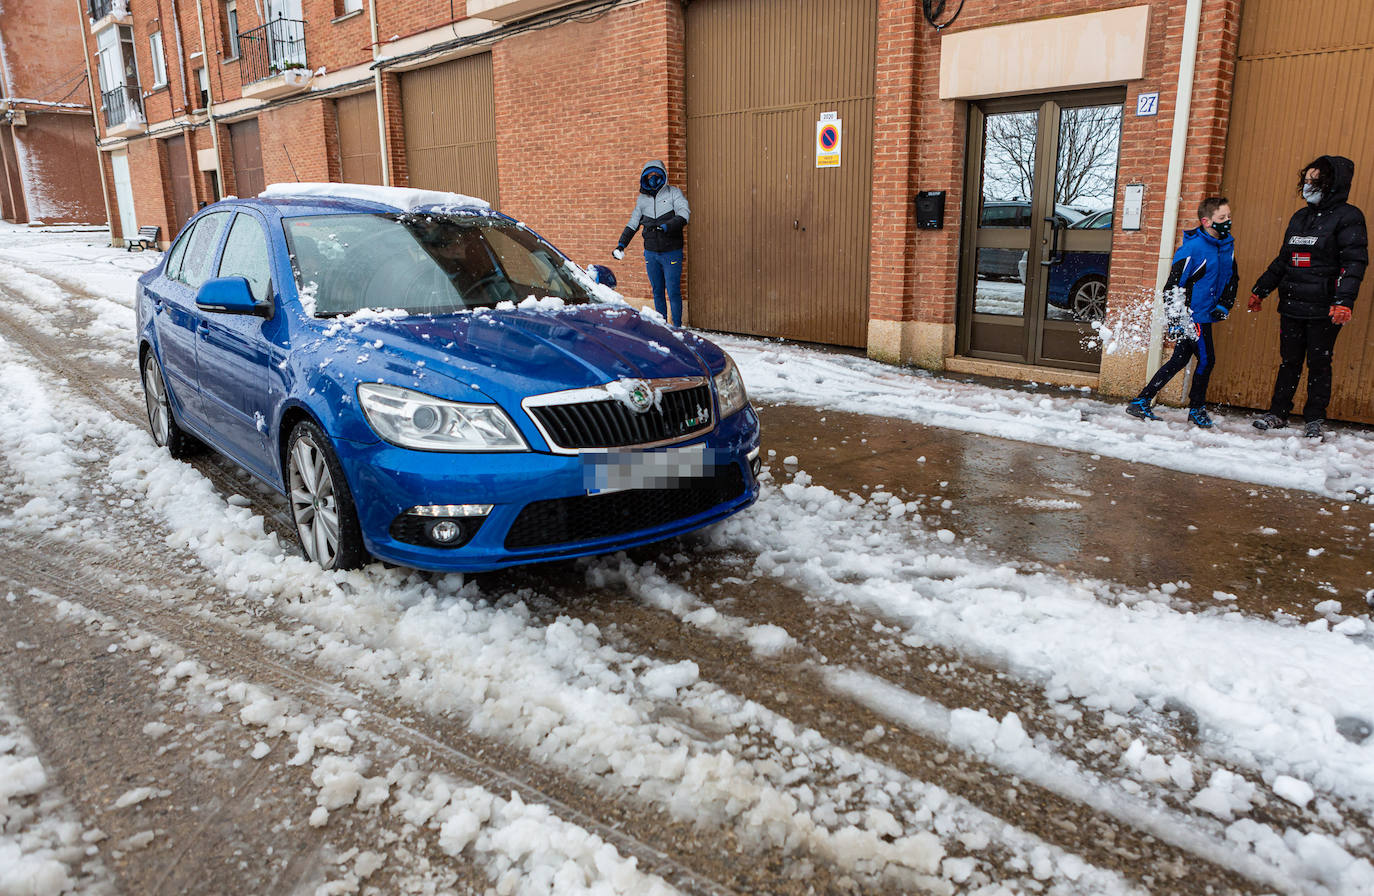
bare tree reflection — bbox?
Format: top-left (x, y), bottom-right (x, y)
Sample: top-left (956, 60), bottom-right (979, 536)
top-left (981, 106), bottom-right (1122, 210)
top-left (1056, 105), bottom-right (1122, 209)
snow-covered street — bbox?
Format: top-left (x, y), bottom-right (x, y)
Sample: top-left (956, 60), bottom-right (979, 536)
top-left (1, 222), bottom-right (1372, 895)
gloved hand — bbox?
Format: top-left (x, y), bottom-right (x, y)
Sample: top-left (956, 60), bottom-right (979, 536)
top-left (1247, 293), bottom-right (1263, 312)
top-left (612, 247), bottom-right (624, 261)
top-left (1330, 304), bottom-right (1352, 325)
top-left (1211, 308), bottom-right (1229, 322)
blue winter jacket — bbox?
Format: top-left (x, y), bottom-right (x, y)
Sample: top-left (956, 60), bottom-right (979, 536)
top-left (1166, 227), bottom-right (1238, 323)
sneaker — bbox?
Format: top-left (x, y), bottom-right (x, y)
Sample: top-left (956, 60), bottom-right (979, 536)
top-left (1126, 398), bottom-right (1159, 421)
top-left (1188, 407), bottom-right (1214, 428)
top-left (1304, 420), bottom-right (1324, 439)
top-left (1252, 413), bottom-right (1288, 431)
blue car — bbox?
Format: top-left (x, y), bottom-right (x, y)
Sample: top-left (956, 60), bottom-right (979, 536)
top-left (135, 185), bottom-right (760, 572)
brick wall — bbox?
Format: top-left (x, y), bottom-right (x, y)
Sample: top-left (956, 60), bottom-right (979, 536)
top-left (261, 101), bottom-right (333, 184)
top-left (0, 0), bottom-right (106, 223)
top-left (489, 0), bottom-right (681, 305)
top-left (870, 0), bottom-right (1244, 359)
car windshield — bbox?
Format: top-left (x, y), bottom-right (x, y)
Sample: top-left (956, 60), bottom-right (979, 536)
top-left (282, 213), bottom-right (593, 316)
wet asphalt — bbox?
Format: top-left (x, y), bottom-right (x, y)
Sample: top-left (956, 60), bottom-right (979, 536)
top-left (754, 399), bottom-right (1374, 623)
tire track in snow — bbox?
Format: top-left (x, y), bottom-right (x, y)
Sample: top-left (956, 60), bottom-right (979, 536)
top-left (0, 535), bottom-right (741, 896)
top-left (560, 559), bottom-right (1273, 895)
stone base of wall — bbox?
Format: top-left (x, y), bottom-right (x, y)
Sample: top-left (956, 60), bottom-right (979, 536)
top-left (866, 319), bottom-right (955, 369)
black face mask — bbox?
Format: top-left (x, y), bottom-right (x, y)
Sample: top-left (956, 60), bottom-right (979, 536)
top-left (1212, 220), bottom-right (1232, 238)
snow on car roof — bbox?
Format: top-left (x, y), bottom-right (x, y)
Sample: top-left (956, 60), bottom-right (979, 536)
top-left (260, 182), bottom-right (491, 213)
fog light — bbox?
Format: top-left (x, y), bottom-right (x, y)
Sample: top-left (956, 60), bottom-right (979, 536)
top-left (748, 447), bottom-right (762, 478)
top-left (427, 519), bottom-right (463, 544)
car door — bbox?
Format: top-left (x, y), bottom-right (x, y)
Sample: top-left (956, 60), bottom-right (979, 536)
top-left (196, 210), bottom-right (284, 480)
top-left (149, 211), bottom-right (233, 427)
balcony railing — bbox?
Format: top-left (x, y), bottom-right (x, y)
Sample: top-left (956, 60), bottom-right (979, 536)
top-left (101, 85), bottom-right (143, 129)
top-left (88, 0), bottom-right (128, 21)
top-left (239, 17), bottom-right (307, 85)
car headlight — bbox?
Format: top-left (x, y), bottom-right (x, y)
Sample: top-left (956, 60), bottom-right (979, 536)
top-left (713, 353), bottom-right (749, 418)
top-left (357, 383), bottom-right (527, 452)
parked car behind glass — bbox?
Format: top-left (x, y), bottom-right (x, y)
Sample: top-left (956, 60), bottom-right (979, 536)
top-left (135, 184), bottom-right (761, 572)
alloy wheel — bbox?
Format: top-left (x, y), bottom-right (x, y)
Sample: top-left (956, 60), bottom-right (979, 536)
top-left (289, 434), bottom-right (341, 567)
top-left (143, 356), bottom-right (171, 446)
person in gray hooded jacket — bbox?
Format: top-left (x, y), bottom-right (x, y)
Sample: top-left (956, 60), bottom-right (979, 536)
top-left (613, 160), bottom-right (690, 325)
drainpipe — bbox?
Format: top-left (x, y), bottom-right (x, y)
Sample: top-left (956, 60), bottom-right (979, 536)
top-left (192, 0), bottom-right (224, 199)
top-left (1148, 0), bottom-right (1203, 373)
top-left (368, 0), bottom-right (390, 185)
top-left (72, 0), bottom-right (117, 238)
top-left (167, 0), bottom-right (192, 115)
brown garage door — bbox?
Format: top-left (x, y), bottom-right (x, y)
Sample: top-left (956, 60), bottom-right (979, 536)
top-left (165, 134), bottom-right (195, 235)
top-left (400, 54), bottom-right (499, 206)
top-left (685, 0), bottom-right (876, 346)
top-left (229, 119), bottom-right (265, 198)
top-left (1213, 0), bottom-right (1374, 423)
top-left (336, 92), bottom-right (383, 186)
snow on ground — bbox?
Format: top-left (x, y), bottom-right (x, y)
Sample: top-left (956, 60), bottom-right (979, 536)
top-left (2, 223), bottom-right (1374, 893)
top-left (711, 334), bottom-right (1374, 503)
top-left (0, 672), bottom-right (114, 896)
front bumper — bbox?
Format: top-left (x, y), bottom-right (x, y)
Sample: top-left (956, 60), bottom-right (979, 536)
top-left (336, 406), bottom-right (761, 572)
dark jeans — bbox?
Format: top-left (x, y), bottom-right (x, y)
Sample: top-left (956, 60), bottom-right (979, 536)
top-left (1269, 314), bottom-right (1343, 422)
top-left (644, 248), bottom-right (684, 325)
top-left (1138, 322), bottom-right (1216, 408)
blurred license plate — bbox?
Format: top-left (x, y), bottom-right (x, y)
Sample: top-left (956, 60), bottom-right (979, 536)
top-left (583, 444), bottom-right (714, 493)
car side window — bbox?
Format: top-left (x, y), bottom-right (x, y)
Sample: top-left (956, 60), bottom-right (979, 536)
top-left (173, 211), bottom-right (231, 289)
top-left (164, 226), bottom-right (194, 281)
top-left (218, 213), bottom-right (272, 304)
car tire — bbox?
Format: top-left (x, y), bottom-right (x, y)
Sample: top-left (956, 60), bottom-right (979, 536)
top-left (141, 352), bottom-right (199, 459)
top-left (1069, 275), bottom-right (1108, 322)
top-left (286, 420), bottom-right (368, 570)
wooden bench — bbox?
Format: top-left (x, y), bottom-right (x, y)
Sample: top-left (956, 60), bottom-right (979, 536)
top-left (127, 225), bottom-right (161, 252)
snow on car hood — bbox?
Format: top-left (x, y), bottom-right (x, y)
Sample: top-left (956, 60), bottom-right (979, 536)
top-left (310, 303), bottom-right (722, 408)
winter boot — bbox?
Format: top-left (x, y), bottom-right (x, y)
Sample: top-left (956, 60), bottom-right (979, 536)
top-left (1126, 398), bottom-right (1159, 421)
top-left (1252, 413), bottom-right (1288, 431)
top-left (1188, 407), bottom-right (1214, 428)
top-left (1304, 419), bottom-right (1324, 439)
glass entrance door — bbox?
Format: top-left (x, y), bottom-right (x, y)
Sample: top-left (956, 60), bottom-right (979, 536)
top-left (959, 91), bottom-right (1124, 370)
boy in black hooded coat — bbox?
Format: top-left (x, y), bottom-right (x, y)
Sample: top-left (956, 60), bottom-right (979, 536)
top-left (1249, 155), bottom-right (1368, 438)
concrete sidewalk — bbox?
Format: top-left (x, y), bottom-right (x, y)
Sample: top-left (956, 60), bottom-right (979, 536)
top-left (756, 401), bottom-right (1374, 623)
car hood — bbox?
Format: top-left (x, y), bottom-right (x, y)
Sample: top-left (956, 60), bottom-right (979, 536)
top-left (310, 303), bottom-right (719, 406)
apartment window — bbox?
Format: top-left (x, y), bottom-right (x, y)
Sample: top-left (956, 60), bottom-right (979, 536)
top-left (338, 0), bottom-right (362, 14)
top-left (149, 31), bottom-right (167, 87)
top-left (96, 24), bottom-right (140, 94)
top-left (224, 0), bottom-right (241, 59)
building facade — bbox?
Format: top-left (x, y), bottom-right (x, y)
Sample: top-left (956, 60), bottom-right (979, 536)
top-left (1, 0), bottom-right (107, 224)
top-left (72, 0), bottom-right (1374, 423)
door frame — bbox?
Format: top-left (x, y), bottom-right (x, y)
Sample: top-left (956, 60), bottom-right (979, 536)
top-left (957, 87), bottom-right (1124, 371)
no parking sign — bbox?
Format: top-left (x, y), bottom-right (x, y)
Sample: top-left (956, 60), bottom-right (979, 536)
top-left (816, 112), bottom-right (842, 168)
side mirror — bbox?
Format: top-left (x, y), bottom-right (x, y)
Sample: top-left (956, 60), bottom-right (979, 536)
top-left (196, 276), bottom-right (271, 317)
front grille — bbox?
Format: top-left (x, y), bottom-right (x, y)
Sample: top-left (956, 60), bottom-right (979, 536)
top-left (529, 384), bottom-right (713, 450)
top-left (504, 465), bottom-right (746, 550)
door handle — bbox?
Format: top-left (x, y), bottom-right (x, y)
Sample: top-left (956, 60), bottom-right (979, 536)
top-left (793, 219), bottom-right (799, 230)
top-left (196, 321), bottom-right (209, 339)
top-left (1040, 216), bottom-right (1064, 266)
